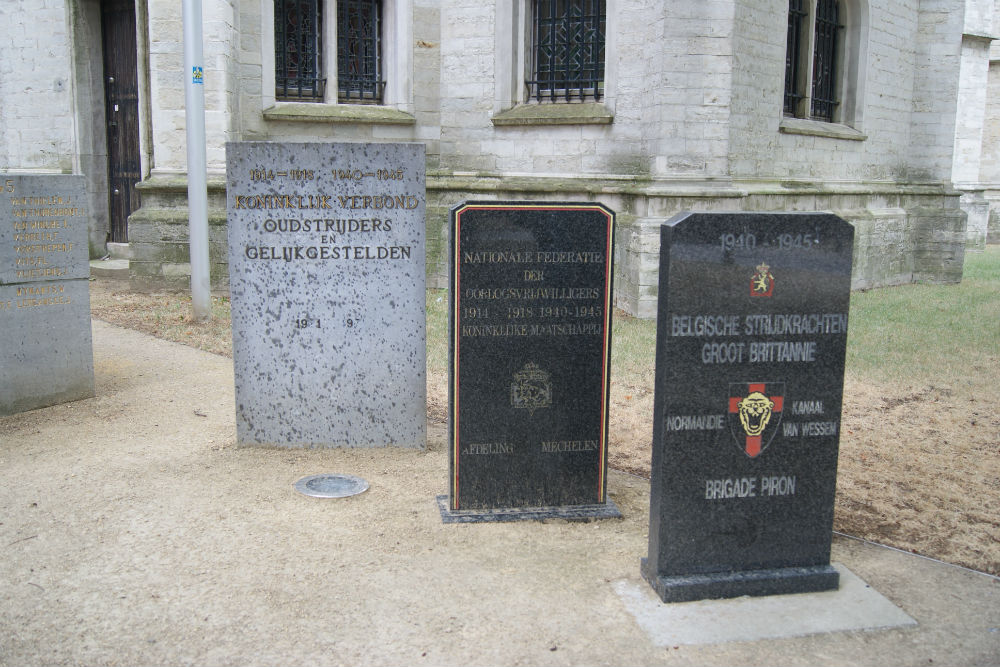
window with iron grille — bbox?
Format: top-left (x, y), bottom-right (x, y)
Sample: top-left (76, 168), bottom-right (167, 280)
top-left (337, 0), bottom-right (383, 102)
top-left (275, 0), bottom-right (326, 101)
top-left (274, 0), bottom-right (384, 104)
top-left (783, 0), bottom-right (842, 122)
top-left (811, 0), bottom-right (839, 121)
top-left (527, 0), bottom-right (605, 103)
top-left (783, 0), bottom-right (807, 115)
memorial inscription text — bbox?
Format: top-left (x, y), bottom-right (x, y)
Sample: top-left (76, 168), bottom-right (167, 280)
top-left (231, 163), bottom-right (419, 332)
top-left (3, 179), bottom-right (84, 308)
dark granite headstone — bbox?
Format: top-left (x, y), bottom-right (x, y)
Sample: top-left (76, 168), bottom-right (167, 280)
top-left (442, 202), bottom-right (620, 522)
top-left (642, 212), bottom-right (853, 602)
top-left (1, 175), bottom-right (94, 416)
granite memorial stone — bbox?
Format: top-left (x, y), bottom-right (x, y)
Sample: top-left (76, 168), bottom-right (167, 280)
top-left (1, 174), bottom-right (94, 416)
top-left (443, 202), bottom-right (620, 521)
top-left (226, 142), bottom-right (426, 447)
top-left (643, 212), bottom-right (853, 602)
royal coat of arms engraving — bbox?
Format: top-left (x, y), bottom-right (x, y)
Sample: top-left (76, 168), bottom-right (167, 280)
top-left (510, 362), bottom-right (552, 416)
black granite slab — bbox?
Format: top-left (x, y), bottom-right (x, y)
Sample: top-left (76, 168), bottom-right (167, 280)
top-left (643, 212), bottom-right (853, 602)
top-left (445, 202), bottom-right (620, 521)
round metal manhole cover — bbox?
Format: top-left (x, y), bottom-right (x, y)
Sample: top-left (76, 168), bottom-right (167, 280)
top-left (294, 474), bottom-right (369, 499)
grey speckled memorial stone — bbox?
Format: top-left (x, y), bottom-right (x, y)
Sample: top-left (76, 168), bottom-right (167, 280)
top-left (1, 174), bottom-right (94, 415)
top-left (226, 142), bottom-right (426, 448)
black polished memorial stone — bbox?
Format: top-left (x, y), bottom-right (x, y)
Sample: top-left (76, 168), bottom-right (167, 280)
top-left (642, 212), bottom-right (853, 602)
top-left (442, 202), bottom-right (620, 522)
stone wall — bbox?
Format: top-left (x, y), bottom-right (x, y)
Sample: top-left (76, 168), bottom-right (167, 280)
top-left (981, 43), bottom-right (1000, 244)
top-left (952, 1), bottom-right (998, 252)
top-left (0, 0), bottom-right (110, 258)
top-left (145, 0), bottom-right (236, 173)
top-left (124, 0), bottom-right (979, 312)
top-left (128, 174), bottom-right (230, 292)
top-left (729, 0), bottom-right (969, 184)
top-left (424, 178), bottom-right (966, 318)
top-left (1, 0), bottom-right (981, 308)
top-left (0, 1), bottom-right (76, 173)
top-left (432, 1), bottom-right (737, 179)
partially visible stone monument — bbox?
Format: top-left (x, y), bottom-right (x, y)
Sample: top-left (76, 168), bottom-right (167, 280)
top-left (1, 175), bottom-right (94, 416)
top-left (442, 202), bottom-right (620, 522)
top-left (643, 212), bottom-right (853, 602)
top-left (226, 142), bottom-right (426, 447)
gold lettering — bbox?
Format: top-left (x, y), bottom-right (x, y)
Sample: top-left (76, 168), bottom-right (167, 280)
top-left (465, 442), bottom-right (514, 455)
top-left (16, 295), bottom-right (72, 308)
top-left (540, 440), bottom-right (600, 453)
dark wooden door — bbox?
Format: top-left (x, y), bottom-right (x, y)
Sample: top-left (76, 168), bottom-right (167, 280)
top-left (101, 0), bottom-right (141, 243)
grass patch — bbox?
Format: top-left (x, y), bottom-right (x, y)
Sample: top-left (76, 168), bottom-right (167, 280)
top-left (426, 246), bottom-right (1000, 397)
top-left (89, 282), bottom-right (233, 357)
top-left (845, 246), bottom-right (1000, 387)
top-left (426, 289), bottom-right (449, 371)
top-left (610, 308), bottom-right (657, 381)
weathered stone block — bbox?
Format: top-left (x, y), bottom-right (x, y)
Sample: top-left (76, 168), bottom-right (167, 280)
top-left (1, 175), bottom-right (93, 415)
top-left (227, 141), bottom-right (426, 448)
top-left (910, 207), bottom-right (967, 283)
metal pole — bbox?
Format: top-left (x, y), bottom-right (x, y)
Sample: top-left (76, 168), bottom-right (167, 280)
top-left (183, 0), bottom-right (212, 320)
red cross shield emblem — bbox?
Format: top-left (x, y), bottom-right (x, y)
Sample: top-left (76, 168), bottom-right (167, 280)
top-left (728, 382), bottom-right (784, 458)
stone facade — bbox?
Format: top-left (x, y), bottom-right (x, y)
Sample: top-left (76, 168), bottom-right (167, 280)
top-left (983, 38), bottom-right (1000, 243)
top-left (0, 0), bottom-right (110, 258)
top-left (1, 0), bottom-right (998, 316)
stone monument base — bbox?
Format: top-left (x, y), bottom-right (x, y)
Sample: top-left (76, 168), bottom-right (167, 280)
top-left (640, 559), bottom-right (840, 603)
top-left (437, 495), bottom-right (621, 524)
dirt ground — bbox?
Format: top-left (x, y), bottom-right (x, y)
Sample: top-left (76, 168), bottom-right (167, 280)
top-left (4, 319), bottom-right (999, 667)
top-left (88, 279), bottom-right (1000, 577)
top-left (604, 369), bottom-right (1000, 577)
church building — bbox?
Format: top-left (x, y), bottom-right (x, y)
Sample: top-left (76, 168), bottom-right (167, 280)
top-left (1, 0), bottom-right (997, 316)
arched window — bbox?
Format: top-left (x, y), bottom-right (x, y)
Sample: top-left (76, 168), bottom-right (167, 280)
top-left (784, 0), bottom-right (843, 122)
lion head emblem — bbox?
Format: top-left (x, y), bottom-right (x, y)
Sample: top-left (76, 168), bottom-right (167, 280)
top-left (728, 383), bottom-right (784, 457)
top-left (738, 391), bottom-right (775, 437)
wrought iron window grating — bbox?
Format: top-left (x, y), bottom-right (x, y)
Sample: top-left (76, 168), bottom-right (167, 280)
top-left (338, 0), bottom-right (384, 103)
top-left (783, 0), bottom-right (807, 115)
top-left (275, 0), bottom-right (326, 101)
top-left (810, 0), bottom-right (841, 121)
top-left (527, 0), bottom-right (605, 103)
top-left (783, 0), bottom-right (842, 122)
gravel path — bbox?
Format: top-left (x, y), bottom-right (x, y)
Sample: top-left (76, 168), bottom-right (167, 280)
top-left (1, 320), bottom-right (997, 666)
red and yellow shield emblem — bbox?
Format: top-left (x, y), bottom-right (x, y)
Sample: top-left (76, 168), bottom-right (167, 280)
top-left (728, 382), bottom-right (784, 457)
top-left (750, 263), bottom-right (775, 297)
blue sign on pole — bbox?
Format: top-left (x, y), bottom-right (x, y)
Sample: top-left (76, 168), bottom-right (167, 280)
top-left (192, 67), bottom-right (204, 84)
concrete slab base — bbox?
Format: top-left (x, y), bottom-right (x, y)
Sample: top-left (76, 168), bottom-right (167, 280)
top-left (615, 562), bottom-right (917, 646)
top-left (106, 242), bottom-right (132, 260)
top-left (89, 258), bottom-right (129, 279)
top-left (436, 494), bottom-right (622, 523)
